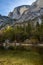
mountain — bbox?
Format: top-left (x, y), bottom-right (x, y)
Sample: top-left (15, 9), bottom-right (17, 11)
top-left (0, 0), bottom-right (43, 29)
top-left (8, 0), bottom-right (43, 22)
top-left (8, 5), bottom-right (30, 19)
top-left (0, 15), bottom-right (15, 29)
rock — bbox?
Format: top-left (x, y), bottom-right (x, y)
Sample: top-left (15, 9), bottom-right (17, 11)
top-left (8, 5), bottom-right (30, 19)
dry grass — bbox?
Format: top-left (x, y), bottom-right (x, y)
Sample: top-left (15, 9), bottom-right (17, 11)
top-left (0, 48), bottom-right (43, 65)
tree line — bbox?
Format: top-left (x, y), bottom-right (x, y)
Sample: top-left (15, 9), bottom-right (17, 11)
top-left (0, 21), bottom-right (43, 44)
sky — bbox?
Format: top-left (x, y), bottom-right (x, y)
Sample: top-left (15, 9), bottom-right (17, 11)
top-left (0, 0), bottom-right (36, 16)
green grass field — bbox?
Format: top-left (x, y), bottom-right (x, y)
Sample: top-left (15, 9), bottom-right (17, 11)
top-left (0, 47), bottom-right (43, 65)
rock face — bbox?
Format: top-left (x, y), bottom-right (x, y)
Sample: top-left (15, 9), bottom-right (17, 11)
top-left (0, 15), bottom-right (15, 29)
top-left (8, 5), bottom-right (30, 19)
top-left (8, 0), bottom-right (43, 21)
top-left (37, 0), bottom-right (43, 8)
top-left (32, 0), bottom-right (43, 11)
top-left (0, 0), bottom-right (43, 29)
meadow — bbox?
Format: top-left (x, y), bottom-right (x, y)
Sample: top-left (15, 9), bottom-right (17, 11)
top-left (0, 47), bottom-right (43, 65)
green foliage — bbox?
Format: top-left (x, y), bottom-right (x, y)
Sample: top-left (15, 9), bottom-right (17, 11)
top-left (0, 20), bottom-right (43, 43)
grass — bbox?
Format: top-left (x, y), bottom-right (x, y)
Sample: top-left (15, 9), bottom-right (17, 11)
top-left (0, 47), bottom-right (43, 65)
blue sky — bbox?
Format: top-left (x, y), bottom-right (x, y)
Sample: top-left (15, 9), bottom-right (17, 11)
top-left (0, 0), bottom-right (36, 16)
